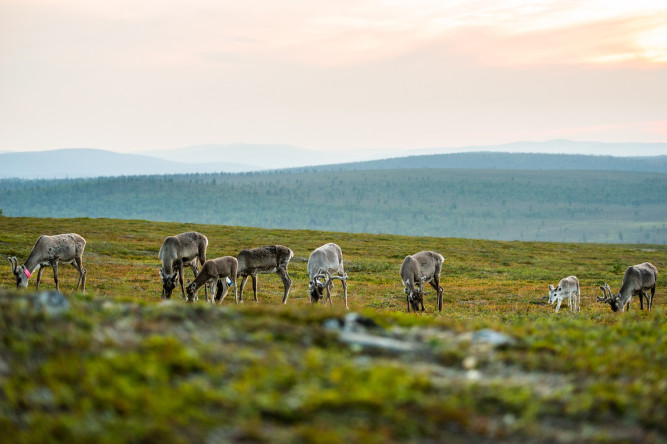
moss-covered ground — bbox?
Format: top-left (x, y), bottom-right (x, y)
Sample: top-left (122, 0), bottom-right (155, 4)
top-left (0, 216), bottom-right (665, 443)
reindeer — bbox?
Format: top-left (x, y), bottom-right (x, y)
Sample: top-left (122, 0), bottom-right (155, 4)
top-left (158, 231), bottom-right (208, 300)
top-left (548, 276), bottom-right (580, 313)
top-left (400, 251), bottom-right (444, 313)
top-left (7, 233), bottom-right (86, 291)
top-left (236, 245), bottom-right (293, 303)
top-left (308, 243), bottom-right (349, 309)
top-left (185, 256), bottom-right (238, 303)
top-left (598, 262), bottom-right (658, 312)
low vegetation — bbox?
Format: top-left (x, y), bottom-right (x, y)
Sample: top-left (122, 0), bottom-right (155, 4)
top-left (0, 216), bottom-right (665, 443)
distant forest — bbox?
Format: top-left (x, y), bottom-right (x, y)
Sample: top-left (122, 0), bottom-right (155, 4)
top-left (1, 168), bottom-right (665, 244)
top-left (296, 152), bottom-right (667, 174)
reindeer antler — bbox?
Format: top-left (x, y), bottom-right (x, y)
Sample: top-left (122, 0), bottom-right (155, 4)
top-left (311, 268), bottom-right (327, 284)
top-left (597, 283), bottom-right (612, 302)
top-left (7, 257), bottom-right (17, 274)
top-left (322, 272), bottom-right (348, 288)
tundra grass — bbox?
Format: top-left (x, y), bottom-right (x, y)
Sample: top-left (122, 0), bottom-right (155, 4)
top-left (0, 216), bottom-right (665, 443)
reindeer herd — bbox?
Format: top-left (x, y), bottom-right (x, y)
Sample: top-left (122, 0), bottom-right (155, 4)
top-left (6, 231), bottom-right (660, 314)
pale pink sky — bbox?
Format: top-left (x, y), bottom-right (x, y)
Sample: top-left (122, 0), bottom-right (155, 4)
top-left (1, 0), bottom-right (666, 154)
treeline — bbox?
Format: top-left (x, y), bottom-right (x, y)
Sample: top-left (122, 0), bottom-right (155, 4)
top-left (295, 152), bottom-right (667, 173)
top-left (1, 168), bottom-right (665, 244)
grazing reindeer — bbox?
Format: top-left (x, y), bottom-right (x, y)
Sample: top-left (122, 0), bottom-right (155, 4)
top-left (158, 231), bottom-right (208, 300)
top-left (400, 251), bottom-right (444, 313)
top-left (598, 262), bottom-right (658, 312)
top-left (548, 276), bottom-right (580, 313)
top-left (308, 243), bottom-right (349, 309)
top-left (7, 233), bottom-right (87, 291)
top-left (186, 256), bottom-right (238, 303)
top-left (236, 245), bottom-right (293, 303)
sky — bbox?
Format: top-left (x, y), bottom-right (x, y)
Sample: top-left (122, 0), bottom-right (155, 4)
top-left (1, 0), bottom-right (666, 155)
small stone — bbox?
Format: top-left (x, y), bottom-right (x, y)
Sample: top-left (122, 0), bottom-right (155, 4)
top-left (472, 329), bottom-right (514, 347)
top-left (33, 291), bottom-right (70, 316)
top-left (466, 369), bottom-right (482, 381)
top-left (462, 355), bottom-right (477, 370)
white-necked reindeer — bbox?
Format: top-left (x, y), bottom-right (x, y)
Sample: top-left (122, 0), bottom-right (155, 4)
top-left (598, 262), bottom-right (658, 312)
top-left (8, 233), bottom-right (87, 291)
top-left (400, 251), bottom-right (444, 313)
top-left (308, 243), bottom-right (349, 309)
top-left (158, 231), bottom-right (208, 300)
top-left (548, 276), bottom-right (580, 313)
top-left (185, 256), bottom-right (238, 304)
top-left (236, 245), bottom-right (293, 304)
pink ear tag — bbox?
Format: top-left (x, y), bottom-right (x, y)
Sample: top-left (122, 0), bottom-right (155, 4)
top-left (24, 268), bottom-right (31, 278)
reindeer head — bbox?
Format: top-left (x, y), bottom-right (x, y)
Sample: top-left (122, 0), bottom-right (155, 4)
top-left (309, 270), bottom-right (347, 305)
top-left (597, 283), bottom-right (622, 312)
top-left (8, 257), bottom-right (30, 289)
top-left (159, 268), bottom-right (178, 299)
top-left (185, 279), bottom-right (198, 302)
top-left (406, 288), bottom-right (423, 313)
top-left (548, 284), bottom-right (562, 305)
top-left (309, 277), bottom-right (326, 303)
top-left (404, 278), bottom-right (425, 313)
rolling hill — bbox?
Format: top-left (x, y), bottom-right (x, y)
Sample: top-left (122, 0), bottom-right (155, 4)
top-left (1, 167), bottom-right (665, 244)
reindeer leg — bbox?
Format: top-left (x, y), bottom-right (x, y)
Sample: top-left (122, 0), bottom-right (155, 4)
top-left (277, 267), bottom-right (292, 304)
top-left (406, 294), bottom-right (411, 313)
top-left (51, 262), bottom-right (60, 291)
top-left (219, 279), bottom-right (230, 303)
top-left (190, 260), bottom-right (207, 302)
top-left (342, 279), bottom-right (348, 310)
top-left (555, 298), bottom-right (562, 313)
top-left (251, 274), bottom-right (259, 302)
top-left (73, 257), bottom-right (86, 292)
top-left (36, 266), bottom-right (45, 291)
top-left (429, 280), bottom-right (440, 312)
top-left (238, 275), bottom-right (248, 303)
top-left (326, 283), bottom-right (333, 307)
top-left (177, 262), bottom-right (188, 300)
top-left (568, 292), bottom-right (573, 312)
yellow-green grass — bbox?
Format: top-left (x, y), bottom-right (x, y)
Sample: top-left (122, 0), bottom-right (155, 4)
top-left (1, 216), bottom-right (663, 319)
top-left (0, 216), bottom-right (665, 443)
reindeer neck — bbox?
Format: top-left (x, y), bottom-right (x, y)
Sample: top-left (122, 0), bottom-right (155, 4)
top-left (191, 270), bottom-right (210, 290)
top-left (23, 251), bottom-right (45, 273)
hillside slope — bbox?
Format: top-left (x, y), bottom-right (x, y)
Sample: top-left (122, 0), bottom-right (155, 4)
top-left (1, 168), bottom-right (665, 243)
top-left (303, 151), bottom-right (667, 173)
top-left (0, 217), bottom-right (665, 443)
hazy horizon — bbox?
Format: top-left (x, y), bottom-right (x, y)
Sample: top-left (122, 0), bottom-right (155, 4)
top-left (0, 139), bottom-right (666, 158)
top-left (1, 1), bottom-right (666, 155)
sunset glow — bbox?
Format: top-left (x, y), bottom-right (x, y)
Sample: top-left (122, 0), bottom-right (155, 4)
top-left (1, 0), bottom-right (666, 152)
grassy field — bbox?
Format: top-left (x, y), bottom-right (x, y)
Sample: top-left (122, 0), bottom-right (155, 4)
top-left (0, 216), bottom-right (665, 443)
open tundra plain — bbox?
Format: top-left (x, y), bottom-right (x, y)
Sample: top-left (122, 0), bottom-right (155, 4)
top-left (0, 216), bottom-right (665, 443)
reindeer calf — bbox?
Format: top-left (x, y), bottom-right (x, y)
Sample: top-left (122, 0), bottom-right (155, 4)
top-left (548, 276), bottom-right (580, 313)
top-left (185, 256), bottom-right (238, 303)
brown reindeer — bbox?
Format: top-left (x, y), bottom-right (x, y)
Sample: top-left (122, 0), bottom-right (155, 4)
top-left (236, 245), bottom-right (293, 303)
top-left (158, 231), bottom-right (208, 300)
top-left (185, 256), bottom-right (238, 303)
